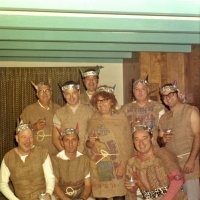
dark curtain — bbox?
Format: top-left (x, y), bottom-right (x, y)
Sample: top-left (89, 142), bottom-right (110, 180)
top-left (0, 67), bottom-right (88, 163)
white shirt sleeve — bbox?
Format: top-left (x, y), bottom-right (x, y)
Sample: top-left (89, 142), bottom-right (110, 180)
top-left (0, 159), bottom-right (19, 200)
top-left (43, 155), bottom-right (55, 195)
top-left (53, 114), bottom-right (61, 128)
top-left (159, 109), bottom-right (165, 119)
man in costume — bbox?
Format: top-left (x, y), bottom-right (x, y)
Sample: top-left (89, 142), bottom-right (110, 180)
top-left (125, 125), bottom-right (187, 200)
top-left (20, 81), bottom-right (60, 156)
top-left (80, 68), bottom-right (100, 106)
top-left (53, 81), bottom-right (93, 153)
top-left (121, 78), bottom-right (165, 144)
top-left (52, 128), bottom-right (91, 200)
top-left (0, 123), bottom-right (55, 200)
top-left (86, 85), bottom-right (134, 199)
top-left (158, 83), bottom-right (200, 200)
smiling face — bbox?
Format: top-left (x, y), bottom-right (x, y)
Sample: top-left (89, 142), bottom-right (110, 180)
top-left (61, 134), bottom-right (79, 156)
top-left (133, 130), bottom-right (153, 156)
top-left (133, 83), bottom-right (149, 103)
top-left (37, 85), bottom-right (52, 105)
top-left (83, 75), bottom-right (98, 93)
top-left (63, 89), bottom-right (80, 106)
top-left (96, 95), bottom-right (113, 115)
top-left (161, 91), bottom-right (179, 109)
top-left (15, 129), bottom-right (34, 155)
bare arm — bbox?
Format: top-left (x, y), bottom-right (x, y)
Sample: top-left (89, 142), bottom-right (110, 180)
top-left (52, 127), bottom-right (64, 151)
top-left (54, 180), bottom-right (70, 200)
top-left (183, 108), bottom-right (200, 173)
top-left (79, 177), bottom-right (92, 200)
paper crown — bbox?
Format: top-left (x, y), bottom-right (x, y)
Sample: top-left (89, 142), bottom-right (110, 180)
top-left (16, 123), bottom-right (32, 134)
top-left (132, 124), bottom-right (153, 135)
top-left (80, 66), bottom-right (102, 78)
top-left (133, 75), bottom-right (149, 88)
top-left (31, 81), bottom-right (51, 91)
top-left (96, 85), bottom-right (116, 94)
top-left (61, 128), bottom-right (79, 138)
top-left (160, 84), bottom-right (178, 95)
top-left (61, 82), bottom-right (80, 91)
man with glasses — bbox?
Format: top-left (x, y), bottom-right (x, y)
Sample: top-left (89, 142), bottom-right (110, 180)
top-left (159, 83), bottom-right (200, 200)
top-left (20, 81), bottom-right (60, 156)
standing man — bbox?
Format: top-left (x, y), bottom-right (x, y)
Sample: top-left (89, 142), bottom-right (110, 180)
top-left (121, 78), bottom-right (165, 144)
top-left (125, 125), bottom-right (187, 200)
top-left (80, 68), bottom-right (100, 106)
top-left (0, 123), bottom-right (55, 200)
top-left (20, 81), bottom-right (60, 156)
top-left (53, 81), bottom-right (93, 153)
top-left (52, 128), bottom-right (91, 200)
top-left (159, 83), bottom-right (200, 200)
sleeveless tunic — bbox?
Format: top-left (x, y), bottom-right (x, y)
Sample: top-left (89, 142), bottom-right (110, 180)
top-left (86, 111), bottom-right (134, 197)
top-left (4, 146), bottom-right (48, 200)
top-left (20, 101), bottom-right (60, 156)
top-left (159, 104), bottom-right (199, 180)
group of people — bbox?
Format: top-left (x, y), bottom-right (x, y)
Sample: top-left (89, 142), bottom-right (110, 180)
top-left (0, 68), bottom-right (199, 200)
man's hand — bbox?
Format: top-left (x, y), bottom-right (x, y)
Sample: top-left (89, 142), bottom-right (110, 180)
top-left (33, 118), bottom-right (46, 131)
top-left (116, 161), bottom-right (125, 178)
top-left (183, 158), bottom-right (195, 174)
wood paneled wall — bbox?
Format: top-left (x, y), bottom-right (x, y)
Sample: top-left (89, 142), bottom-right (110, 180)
top-left (123, 45), bottom-right (200, 108)
top-left (139, 45), bottom-right (200, 108)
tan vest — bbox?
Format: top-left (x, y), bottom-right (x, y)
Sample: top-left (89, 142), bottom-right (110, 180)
top-left (4, 146), bottom-right (48, 200)
top-left (121, 100), bottom-right (165, 141)
top-left (159, 104), bottom-right (199, 180)
top-left (80, 91), bottom-right (90, 105)
top-left (20, 101), bottom-right (60, 156)
top-left (52, 154), bottom-right (90, 199)
top-left (86, 111), bottom-right (134, 197)
top-left (126, 147), bottom-right (187, 200)
top-left (55, 104), bottom-right (93, 153)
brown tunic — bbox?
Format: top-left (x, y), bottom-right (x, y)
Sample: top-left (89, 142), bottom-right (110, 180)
top-left (126, 147), bottom-right (187, 200)
top-left (80, 91), bottom-right (90, 105)
top-left (159, 104), bottom-right (199, 180)
top-left (20, 101), bottom-right (60, 156)
top-left (52, 151), bottom-right (90, 199)
top-left (54, 104), bottom-right (93, 153)
top-left (86, 111), bottom-right (134, 198)
top-left (121, 100), bottom-right (165, 141)
top-left (4, 146), bottom-right (48, 200)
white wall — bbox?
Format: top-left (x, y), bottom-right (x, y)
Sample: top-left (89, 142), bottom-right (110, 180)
top-left (0, 61), bottom-right (124, 105)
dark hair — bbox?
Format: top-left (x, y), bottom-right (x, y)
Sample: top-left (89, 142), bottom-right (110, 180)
top-left (62, 80), bottom-right (79, 87)
top-left (90, 91), bottom-right (117, 110)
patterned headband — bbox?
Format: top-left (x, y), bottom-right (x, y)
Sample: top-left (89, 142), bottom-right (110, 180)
top-left (16, 123), bottom-right (32, 134)
top-left (96, 85), bottom-right (115, 94)
top-left (160, 84), bottom-right (178, 95)
top-left (80, 68), bottom-right (100, 78)
top-left (133, 79), bottom-right (148, 88)
top-left (62, 83), bottom-right (80, 91)
top-left (61, 128), bottom-right (79, 138)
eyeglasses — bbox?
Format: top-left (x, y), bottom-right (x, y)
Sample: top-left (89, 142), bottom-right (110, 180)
top-left (162, 92), bottom-right (176, 100)
top-left (38, 89), bottom-right (51, 94)
top-left (97, 98), bottom-right (110, 104)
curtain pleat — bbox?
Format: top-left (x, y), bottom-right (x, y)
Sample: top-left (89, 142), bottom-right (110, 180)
top-left (0, 67), bottom-right (88, 162)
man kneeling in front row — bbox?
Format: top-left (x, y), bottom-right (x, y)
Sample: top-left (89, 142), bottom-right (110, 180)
top-left (52, 127), bottom-right (91, 200)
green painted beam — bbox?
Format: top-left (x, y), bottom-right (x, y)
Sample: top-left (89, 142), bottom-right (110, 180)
top-left (0, 14), bottom-right (199, 33)
top-left (0, 0), bottom-right (199, 17)
top-left (0, 30), bottom-right (199, 44)
top-left (0, 56), bottom-right (123, 63)
top-left (0, 50), bottom-right (132, 58)
top-left (0, 41), bottom-right (192, 52)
